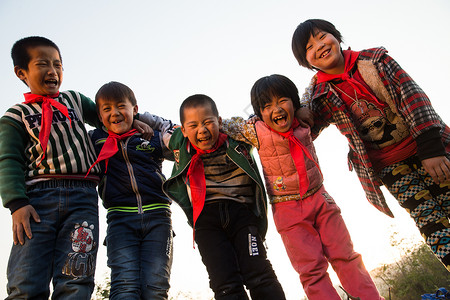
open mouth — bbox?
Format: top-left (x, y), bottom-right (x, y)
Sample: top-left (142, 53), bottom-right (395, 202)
top-left (273, 115), bottom-right (287, 125)
top-left (112, 120), bottom-right (123, 124)
top-left (45, 79), bottom-right (58, 87)
top-left (197, 136), bottom-right (211, 143)
top-left (319, 49), bottom-right (330, 58)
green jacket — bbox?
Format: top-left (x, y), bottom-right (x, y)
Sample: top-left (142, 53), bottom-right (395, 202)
top-left (162, 128), bottom-right (269, 238)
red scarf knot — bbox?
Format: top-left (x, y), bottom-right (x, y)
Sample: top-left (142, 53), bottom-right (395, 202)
top-left (268, 119), bottom-right (322, 198)
top-left (23, 92), bottom-right (72, 166)
top-left (316, 50), bottom-right (383, 106)
top-left (86, 129), bottom-right (138, 176)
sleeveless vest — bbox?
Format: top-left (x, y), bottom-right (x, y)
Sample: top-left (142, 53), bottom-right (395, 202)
top-left (256, 122), bottom-right (323, 201)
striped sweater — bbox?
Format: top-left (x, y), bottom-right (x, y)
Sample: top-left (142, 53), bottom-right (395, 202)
top-left (0, 90), bottom-right (102, 212)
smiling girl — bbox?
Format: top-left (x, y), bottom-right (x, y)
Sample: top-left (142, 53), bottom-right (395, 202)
top-left (292, 19), bottom-right (450, 271)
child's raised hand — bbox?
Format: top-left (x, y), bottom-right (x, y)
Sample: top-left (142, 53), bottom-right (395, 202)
top-left (295, 107), bottom-right (314, 128)
top-left (12, 205), bottom-right (40, 245)
top-left (133, 119), bottom-right (154, 140)
top-left (421, 155), bottom-right (450, 184)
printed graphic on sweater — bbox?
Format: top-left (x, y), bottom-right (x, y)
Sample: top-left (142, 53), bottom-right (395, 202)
top-left (350, 100), bottom-right (409, 149)
top-left (62, 221), bottom-right (96, 278)
top-left (24, 108), bottom-right (80, 129)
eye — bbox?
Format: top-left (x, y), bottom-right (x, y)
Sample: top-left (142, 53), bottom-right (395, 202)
top-left (320, 33), bottom-right (327, 39)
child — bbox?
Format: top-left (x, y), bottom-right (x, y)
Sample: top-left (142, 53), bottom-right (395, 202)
top-left (161, 94), bottom-right (286, 300)
top-left (221, 74), bottom-right (382, 299)
top-left (88, 81), bottom-right (174, 299)
top-left (0, 36), bottom-right (102, 299)
top-left (292, 19), bottom-right (450, 270)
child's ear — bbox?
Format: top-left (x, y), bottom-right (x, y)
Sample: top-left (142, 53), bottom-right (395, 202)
top-left (181, 125), bottom-right (188, 137)
top-left (14, 66), bottom-right (27, 82)
top-left (218, 116), bottom-right (223, 130)
top-left (133, 104), bottom-right (138, 116)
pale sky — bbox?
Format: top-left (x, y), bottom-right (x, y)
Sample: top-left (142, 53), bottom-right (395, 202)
top-left (0, 1), bottom-right (449, 299)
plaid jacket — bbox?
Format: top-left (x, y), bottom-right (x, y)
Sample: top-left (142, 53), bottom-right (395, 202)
top-left (303, 47), bottom-right (450, 217)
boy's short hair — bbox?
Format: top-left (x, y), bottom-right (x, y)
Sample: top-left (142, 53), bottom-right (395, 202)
top-left (292, 19), bottom-right (343, 70)
top-left (11, 36), bottom-right (62, 70)
top-left (180, 94), bottom-right (219, 125)
top-left (95, 81), bottom-right (137, 111)
top-left (251, 74), bottom-right (301, 118)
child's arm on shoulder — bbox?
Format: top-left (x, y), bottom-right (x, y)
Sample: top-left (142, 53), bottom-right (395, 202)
top-left (136, 112), bottom-right (174, 133)
top-left (221, 117), bottom-right (259, 149)
top-left (0, 116), bottom-right (40, 245)
top-left (299, 75), bottom-right (330, 140)
top-left (79, 93), bottom-right (103, 128)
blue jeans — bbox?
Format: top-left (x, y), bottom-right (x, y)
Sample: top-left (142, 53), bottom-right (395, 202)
top-left (7, 179), bottom-right (99, 300)
top-left (195, 200), bottom-right (286, 300)
top-left (106, 208), bottom-right (173, 300)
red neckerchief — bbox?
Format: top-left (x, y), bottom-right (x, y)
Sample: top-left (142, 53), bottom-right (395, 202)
top-left (86, 129), bottom-right (138, 176)
top-left (268, 119), bottom-right (322, 198)
top-left (23, 92), bottom-right (71, 166)
top-left (316, 50), bottom-right (383, 106)
top-left (187, 132), bottom-right (228, 245)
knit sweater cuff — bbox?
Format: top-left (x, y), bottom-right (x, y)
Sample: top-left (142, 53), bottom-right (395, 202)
top-left (415, 127), bottom-right (446, 160)
top-left (7, 199), bottom-right (30, 214)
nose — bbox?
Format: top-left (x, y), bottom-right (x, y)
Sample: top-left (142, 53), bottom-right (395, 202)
top-left (198, 125), bottom-right (208, 134)
top-left (47, 65), bottom-right (57, 76)
top-left (317, 42), bottom-right (325, 52)
top-left (111, 107), bottom-right (120, 116)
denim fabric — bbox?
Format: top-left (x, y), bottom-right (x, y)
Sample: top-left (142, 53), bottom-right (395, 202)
top-left (194, 200), bottom-right (285, 300)
top-left (106, 208), bottom-right (173, 300)
top-left (7, 180), bottom-right (99, 300)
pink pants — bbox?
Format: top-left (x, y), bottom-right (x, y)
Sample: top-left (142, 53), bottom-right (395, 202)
top-left (272, 186), bottom-right (382, 300)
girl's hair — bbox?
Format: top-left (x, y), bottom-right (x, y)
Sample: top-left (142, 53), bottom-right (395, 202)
top-left (292, 19), bottom-right (343, 70)
top-left (250, 74), bottom-right (300, 118)
top-left (95, 81), bottom-right (137, 111)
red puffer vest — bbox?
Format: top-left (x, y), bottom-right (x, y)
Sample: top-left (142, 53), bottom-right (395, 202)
top-left (256, 121), bottom-right (323, 201)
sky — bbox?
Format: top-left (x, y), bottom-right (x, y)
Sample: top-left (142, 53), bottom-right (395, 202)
top-left (0, 0), bottom-right (449, 299)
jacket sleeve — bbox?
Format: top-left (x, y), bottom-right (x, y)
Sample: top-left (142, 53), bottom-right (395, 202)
top-left (221, 117), bottom-right (259, 148)
top-left (136, 112), bottom-right (175, 132)
top-left (0, 115), bottom-right (30, 212)
top-left (378, 52), bottom-right (446, 158)
top-left (80, 93), bottom-right (103, 129)
top-left (301, 75), bottom-right (332, 140)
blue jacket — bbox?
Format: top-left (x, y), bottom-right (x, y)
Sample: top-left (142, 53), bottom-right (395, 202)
top-left (90, 128), bottom-right (171, 213)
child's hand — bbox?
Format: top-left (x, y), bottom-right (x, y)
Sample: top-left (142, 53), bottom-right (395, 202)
top-left (133, 119), bottom-right (154, 140)
top-left (12, 205), bottom-right (40, 245)
top-left (421, 156), bottom-right (450, 184)
top-left (246, 115), bottom-right (260, 125)
top-left (296, 107), bottom-right (314, 128)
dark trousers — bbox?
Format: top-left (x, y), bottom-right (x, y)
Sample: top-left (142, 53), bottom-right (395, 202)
top-left (194, 200), bottom-right (285, 300)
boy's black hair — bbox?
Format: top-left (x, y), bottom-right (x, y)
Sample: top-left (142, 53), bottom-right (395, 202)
top-left (180, 94), bottom-right (219, 125)
top-left (11, 36), bottom-right (62, 70)
top-left (292, 19), bottom-right (343, 70)
top-left (95, 81), bottom-right (137, 112)
top-left (251, 74), bottom-right (301, 119)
